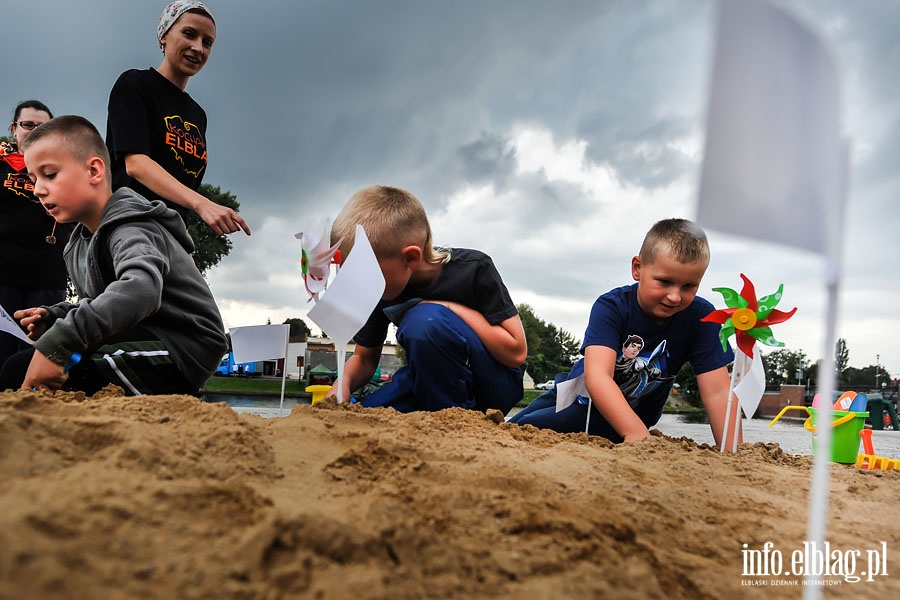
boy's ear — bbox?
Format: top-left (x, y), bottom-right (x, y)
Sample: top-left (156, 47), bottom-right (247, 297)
top-left (86, 157), bottom-right (106, 185)
top-left (401, 245), bottom-right (423, 268)
top-left (631, 255), bottom-right (642, 281)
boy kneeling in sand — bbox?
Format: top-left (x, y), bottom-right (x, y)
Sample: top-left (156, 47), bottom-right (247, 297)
top-left (0, 115), bottom-right (227, 395)
top-left (511, 219), bottom-right (740, 447)
top-left (328, 185), bottom-right (527, 414)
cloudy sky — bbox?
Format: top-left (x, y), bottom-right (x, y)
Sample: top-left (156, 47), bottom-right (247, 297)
top-left (6, 0), bottom-right (899, 380)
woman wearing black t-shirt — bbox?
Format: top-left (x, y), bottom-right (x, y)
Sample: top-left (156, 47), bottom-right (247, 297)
top-left (0, 100), bottom-right (72, 366)
top-left (106, 1), bottom-right (250, 237)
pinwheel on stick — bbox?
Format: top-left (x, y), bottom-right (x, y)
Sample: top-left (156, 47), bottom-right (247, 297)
top-left (294, 222), bottom-right (385, 406)
top-left (702, 273), bottom-right (797, 452)
top-left (295, 220), bottom-right (342, 301)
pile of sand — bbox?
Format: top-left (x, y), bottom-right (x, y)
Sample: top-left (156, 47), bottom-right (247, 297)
top-left (0, 388), bottom-right (897, 599)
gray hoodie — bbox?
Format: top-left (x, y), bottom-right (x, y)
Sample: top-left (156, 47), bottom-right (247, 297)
top-left (36, 188), bottom-right (227, 389)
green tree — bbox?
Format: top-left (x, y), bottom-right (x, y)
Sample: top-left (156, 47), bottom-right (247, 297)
top-left (185, 183), bottom-right (240, 274)
top-left (517, 303), bottom-right (580, 383)
top-left (760, 348), bottom-right (810, 389)
top-left (834, 338), bottom-right (849, 384)
top-left (283, 317), bottom-right (311, 339)
top-left (842, 364), bottom-right (893, 391)
top-left (673, 363), bottom-right (702, 407)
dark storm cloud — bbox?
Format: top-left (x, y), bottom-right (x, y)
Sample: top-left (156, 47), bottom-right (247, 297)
top-left (4, 0), bottom-right (900, 373)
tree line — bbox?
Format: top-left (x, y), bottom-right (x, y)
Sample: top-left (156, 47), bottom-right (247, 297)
top-left (674, 337), bottom-right (895, 407)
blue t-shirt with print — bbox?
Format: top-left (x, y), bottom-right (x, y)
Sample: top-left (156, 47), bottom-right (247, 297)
top-left (581, 283), bottom-right (734, 416)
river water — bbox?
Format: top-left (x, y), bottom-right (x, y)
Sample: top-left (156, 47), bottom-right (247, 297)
top-left (205, 394), bottom-right (900, 460)
top-left (654, 413), bottom-right (900, 457)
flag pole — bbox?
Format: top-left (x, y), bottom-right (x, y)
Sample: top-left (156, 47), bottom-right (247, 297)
top-left (803, 141), bottom-right (849, 598)
top-left (731, 350), bottom-right (749, 453)
top-left (279, 333), bottom-right (289, 416)
top-left (584, 397), bottom-right (591, 434)
top-left (720, 351), bottom-right (742, 452)
top-left (336, 344), bottom-right (346, 404)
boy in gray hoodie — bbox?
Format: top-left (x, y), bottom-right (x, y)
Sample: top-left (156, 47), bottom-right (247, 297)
top-left (0, 115), bottom-right (227, 396)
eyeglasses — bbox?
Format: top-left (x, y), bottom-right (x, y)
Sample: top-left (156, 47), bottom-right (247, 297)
top-left (15, 121), bottom-right (44, 131)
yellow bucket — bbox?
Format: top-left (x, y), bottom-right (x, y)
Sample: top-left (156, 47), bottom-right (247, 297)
top-left (305, 385), bottom-right (332, 405)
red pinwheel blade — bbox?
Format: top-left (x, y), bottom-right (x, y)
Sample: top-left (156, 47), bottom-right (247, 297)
top-left (702, 308), bottom-right (735, 324)
top-left (736, 331), bottom-right (756, 358)
top-left (759, 306), bottom-right (797, 326)
top-left (739, 273), bottom-right (758, 311)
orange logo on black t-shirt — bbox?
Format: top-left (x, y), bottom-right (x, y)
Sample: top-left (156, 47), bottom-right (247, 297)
top-left (3, 172), bottom-right (38, 200)
top-left (163, 115), bottom-right (208, 177)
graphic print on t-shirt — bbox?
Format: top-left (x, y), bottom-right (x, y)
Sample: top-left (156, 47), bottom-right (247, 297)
top-left (164, 115), bottom-right (207, 177)
top-left (614, 334), bottom-right (673, 406)
top-left (3, 172), bottom-right (37, 200)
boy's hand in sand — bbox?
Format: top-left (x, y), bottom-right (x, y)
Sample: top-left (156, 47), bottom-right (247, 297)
top-left (14, 307), bottom-right (50, 340)
top-left (622, 428), bottom-right (651, 442)
top-left (22, 350), bottom-right (68, 391)
top-left (325, 381), bottom-right (350, 404)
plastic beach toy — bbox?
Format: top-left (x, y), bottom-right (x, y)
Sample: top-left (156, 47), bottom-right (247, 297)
top-left (305, 384), bottom-right (332, 405)
top-left (768, 405), bottom-right (869, 464)
top-left (702, 274), bottom-right (797, 453)
top-left (855, 429), bottom-right (900, 471)
top-left (855, 454), bottom-right (900, 471)
top-left (806, 408), bottom-right (868, 464)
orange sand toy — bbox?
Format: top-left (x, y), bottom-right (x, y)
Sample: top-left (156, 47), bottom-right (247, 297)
top-left (855, 430), bottom-right (899, 470)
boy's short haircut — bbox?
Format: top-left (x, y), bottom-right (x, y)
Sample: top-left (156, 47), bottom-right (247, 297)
top-left (22, 115), bottom-right (112, 178)
top-left (332, 185), bottom-right (450, 264)
top-left (639, 218), bottom-right (709, 265)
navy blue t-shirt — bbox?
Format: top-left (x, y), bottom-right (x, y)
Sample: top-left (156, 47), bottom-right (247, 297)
top-left (581, 283), bottom-right (734, 412)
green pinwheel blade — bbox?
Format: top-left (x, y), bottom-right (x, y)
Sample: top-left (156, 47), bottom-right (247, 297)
top-left (748, 325), bottom-right (785, 348)
top-left (756, 284), bottom-right (785, 320)
top-left (718, 321), bottom-right (736, 353)
top-left (712, 287), bottom-right (748, 309)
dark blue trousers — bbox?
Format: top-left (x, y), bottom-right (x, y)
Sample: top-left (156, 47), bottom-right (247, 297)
top-left (360, 303), bottom-right (524, 414)
top-left (509, 358), bottom-right (666, 443)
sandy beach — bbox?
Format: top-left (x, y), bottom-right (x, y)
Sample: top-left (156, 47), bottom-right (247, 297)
top-left (1, 387), bottom-right (898, 599)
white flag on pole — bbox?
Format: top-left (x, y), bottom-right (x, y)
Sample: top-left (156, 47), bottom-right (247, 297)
top-left (230, 324), bottom-right (289, 363)
top-left (734, 351), bottom-right (766, 420)
top-left (307, 225), bottom-right (385, 347)
top-left (307, 225), bottom-right (385, 404)
top-left (555, 374), bottom-right (588, 413)
top-left (696, 0), bottom-right (845, 255)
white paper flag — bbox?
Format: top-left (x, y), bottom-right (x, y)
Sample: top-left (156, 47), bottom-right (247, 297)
top-left (307, 225), bottom-right (385, 346)
top-left (697, 0), bottom-right (845, 255)
top-left (555, 374), bottom-right (588, 413)
top-left (230, 324), bottom-right (289, 363)
top-left (0, 304), bottom-right (33, 346)
top-left (734, 350), bottom-right (766, 420)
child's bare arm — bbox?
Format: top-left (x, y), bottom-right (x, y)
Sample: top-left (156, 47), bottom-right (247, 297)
top-left (697, 366), bottom-right (741, 448)
top-left (22, 350), bottom-right (68, 391)
top-left (423, 301), bottom-right (527, 368)
top-left (327, 344), bottom-right (382, 400)
top-left (583, 345), bottom-right (651, 441)
top-left (124, 154), bottom-right (251, 236)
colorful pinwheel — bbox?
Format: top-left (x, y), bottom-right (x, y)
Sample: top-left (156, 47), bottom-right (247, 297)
top-left (295, 221), bottom-right (342, 300)
top-left (701, 273), bottom-right (797, 358)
